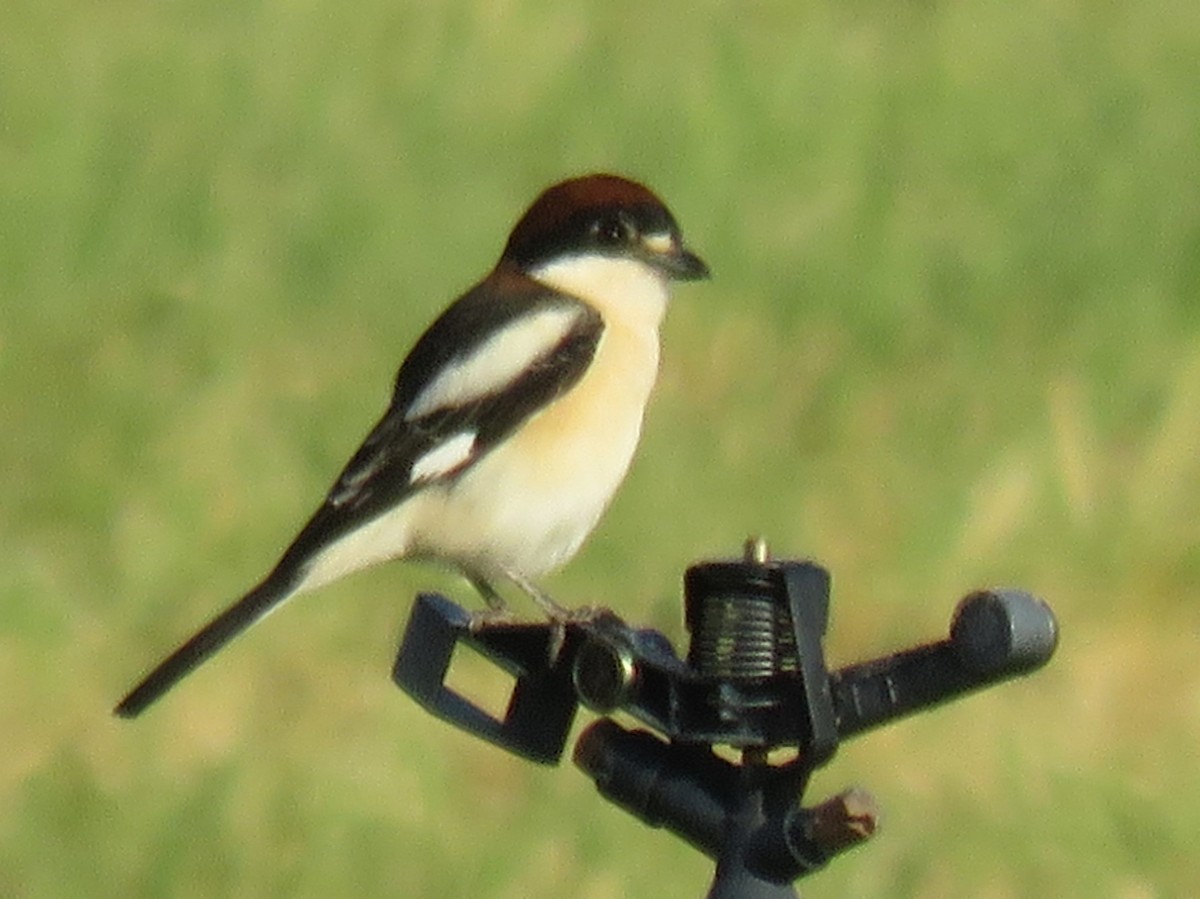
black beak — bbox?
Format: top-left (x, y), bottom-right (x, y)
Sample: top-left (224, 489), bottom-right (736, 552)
top-left (658, 245), bottom-right (711, 281)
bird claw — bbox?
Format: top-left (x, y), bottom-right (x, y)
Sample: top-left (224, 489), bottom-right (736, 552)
top-left (544, 620), bottom-right (563, 664)
top-left (543, 605), bottom-right (604, 663)
top-left (559, 604), bottom-right (604, 624)
top-left (466, 606), bottom-right (518, 633)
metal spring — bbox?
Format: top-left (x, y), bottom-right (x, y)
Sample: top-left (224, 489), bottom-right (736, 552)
top-left (687, 593), bottom-right (799, 679)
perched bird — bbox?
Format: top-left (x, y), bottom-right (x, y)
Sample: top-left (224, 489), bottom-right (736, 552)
top-left (114, 174), bottom-right (708, 718)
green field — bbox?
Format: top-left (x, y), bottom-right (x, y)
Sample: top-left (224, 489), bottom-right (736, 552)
top-left (3, 0), bottom-right (1198, 895)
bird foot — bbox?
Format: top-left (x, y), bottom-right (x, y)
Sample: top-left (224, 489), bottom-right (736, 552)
top-left (540, 606), bottom-right (605, 663)
top-left (466, 605), bottom-right (518, 633)
top-left (464, 568), bottom-right (603, 659)
top-left (545, 604), bottom-right (604, 624)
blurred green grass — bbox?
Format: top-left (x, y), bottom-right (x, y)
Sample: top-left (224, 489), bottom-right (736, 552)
top-left (3, 0), bottom-right (1199, 896)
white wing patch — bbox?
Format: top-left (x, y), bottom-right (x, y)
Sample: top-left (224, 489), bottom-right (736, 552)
top-left (409, 430), bottom-right (477, 483)
top-left (405, 306), bottom-right (583, 420)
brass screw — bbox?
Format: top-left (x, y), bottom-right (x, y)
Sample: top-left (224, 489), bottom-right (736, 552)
top-left (744, 535), bottom-right (770, 565)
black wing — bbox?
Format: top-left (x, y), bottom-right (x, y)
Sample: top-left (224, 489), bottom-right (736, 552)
top-left (273, 270), bottom-right (604, 576)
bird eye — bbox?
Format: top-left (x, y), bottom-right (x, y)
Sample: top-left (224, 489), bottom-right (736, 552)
top-left (592, 214), bottom-right (635, 246)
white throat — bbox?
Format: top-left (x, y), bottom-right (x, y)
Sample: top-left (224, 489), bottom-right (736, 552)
top-left (527, 254), bottom-right (670, 333)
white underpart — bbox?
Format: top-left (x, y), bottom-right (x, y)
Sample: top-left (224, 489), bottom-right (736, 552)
top-left (297, 501), bottom-right (419, 592)
top-left (409, 430), bottom-right (477, 483)
top-left (529, 253), bottom-right (670, 336)
top-left (297, 252), bottom-right (671, 595)
top-left (405, 306), bottom-right (583, 419)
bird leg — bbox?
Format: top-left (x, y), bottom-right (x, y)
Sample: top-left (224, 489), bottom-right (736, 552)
top-left (463, 572), bottom-right (518, 631)
top-left (501, 568), bottom-right (604, 662)
top-left (465, 573), bottom-right (508, 611)
top-left (501, 568), bottom-right (601, 622)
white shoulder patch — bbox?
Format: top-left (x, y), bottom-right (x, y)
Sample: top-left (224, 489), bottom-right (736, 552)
top-left (405, 306), bottom-right (583, 420)
top-left (409, 431), bottom-right (477, 483)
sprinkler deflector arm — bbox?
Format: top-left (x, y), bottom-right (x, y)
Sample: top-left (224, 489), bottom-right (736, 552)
top-left (392, 582), bottom-right (1058, 765)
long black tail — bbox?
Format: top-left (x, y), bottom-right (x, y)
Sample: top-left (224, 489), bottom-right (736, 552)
top-left (114, 572), bottom-right (297, 718)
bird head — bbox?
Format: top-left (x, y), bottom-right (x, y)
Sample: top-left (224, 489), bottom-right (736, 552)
top-left (501, 174), bottom-right (709, 283)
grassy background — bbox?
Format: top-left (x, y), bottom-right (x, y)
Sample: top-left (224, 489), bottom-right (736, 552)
top-left (3, 0), bottom-right (1199, 895)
